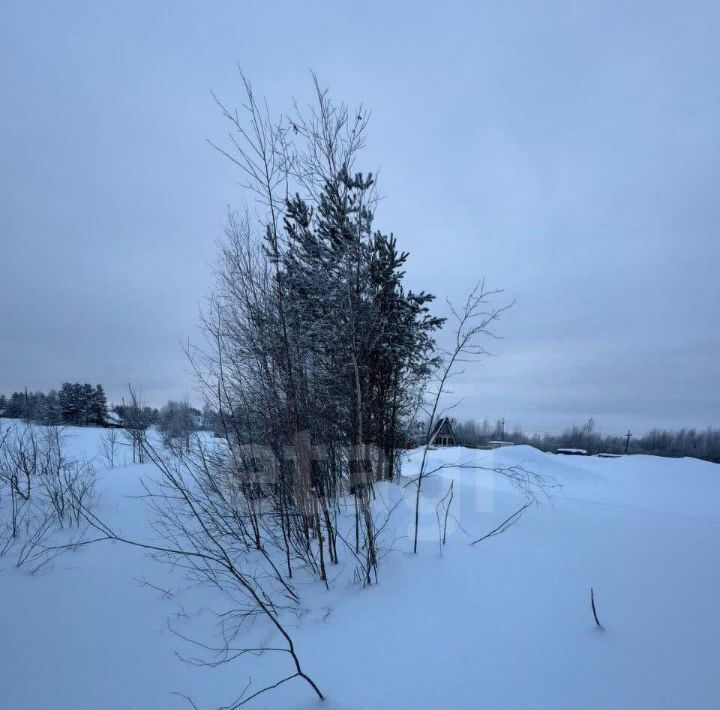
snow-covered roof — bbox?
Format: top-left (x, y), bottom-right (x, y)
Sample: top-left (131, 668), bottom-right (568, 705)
top-left (105, 411), bottom-right (123, 425)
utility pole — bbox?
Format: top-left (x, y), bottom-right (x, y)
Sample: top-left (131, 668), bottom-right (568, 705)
top-left (624, 429), bottom-right (632, 455)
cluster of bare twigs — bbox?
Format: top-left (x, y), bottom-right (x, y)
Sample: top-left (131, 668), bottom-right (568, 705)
top-left (410, 282), bottom-right (515, 552)
top-left (72, 403), bottom-right (416, 707)
top-left (192, 71), bottom-right (443, 595)
top-left (0, 421), bottom-right (96, 570)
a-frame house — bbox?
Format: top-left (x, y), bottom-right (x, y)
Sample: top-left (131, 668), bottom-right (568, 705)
top-left (428, 417), bottom-right (457, 447)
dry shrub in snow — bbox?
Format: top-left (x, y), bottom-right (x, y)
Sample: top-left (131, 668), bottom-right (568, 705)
top-left (0, 422), bottom-right (96, 570)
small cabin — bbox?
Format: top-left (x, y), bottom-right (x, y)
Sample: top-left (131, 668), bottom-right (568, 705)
top-left (428, 417), bottom-right (457, 447)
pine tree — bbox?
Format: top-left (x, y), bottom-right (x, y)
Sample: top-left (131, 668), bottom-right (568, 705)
top-left (45, 390), bottom-right (62, 424)
top-left (59, 382), bottom-right (83, 424)
top-left (90, 384), bottom-right (108, 425)
top-left (7, 392), bottom-right (26, 418)
top-left (80, 383), bottom-right (94, 424)
top-left (282, 168), bottom-right (443, 475)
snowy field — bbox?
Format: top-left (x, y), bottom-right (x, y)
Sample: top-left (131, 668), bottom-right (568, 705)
top-left (1, 421), bottom-right (719, 709)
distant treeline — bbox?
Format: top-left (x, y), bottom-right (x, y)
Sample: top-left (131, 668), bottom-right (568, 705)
top-left (0, 386), bottom-right (218, 437)
top-left (453, 417), bottom-right (720, 463)
top-left (4, 388), bottom-right (718, 463)
top-left (0, 383), bottom-right (109, 426)
top-left (0, 384), bottom-right (168, 429)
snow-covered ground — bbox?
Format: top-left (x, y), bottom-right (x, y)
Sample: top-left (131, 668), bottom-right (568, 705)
top-left (2, 422), bottom-right (719, 709)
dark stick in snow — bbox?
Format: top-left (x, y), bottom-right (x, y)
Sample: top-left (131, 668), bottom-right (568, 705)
top-left (470, 500), bottom-right (532, 545)
top-left (590, 587), bottom-right (603, 629)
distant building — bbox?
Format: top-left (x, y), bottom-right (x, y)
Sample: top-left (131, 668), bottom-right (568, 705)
top-left (428, 417), bottom-right (457, 447)
top-left (487, 441), bottom-right (514, 449)
top-left (104, 410), bottom-right (124, 428)
top-left (556, 448), bottom-right (588, 456)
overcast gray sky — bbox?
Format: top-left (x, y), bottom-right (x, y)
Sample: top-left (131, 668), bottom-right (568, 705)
top-left (1, 0), bottom-right (718, 435)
